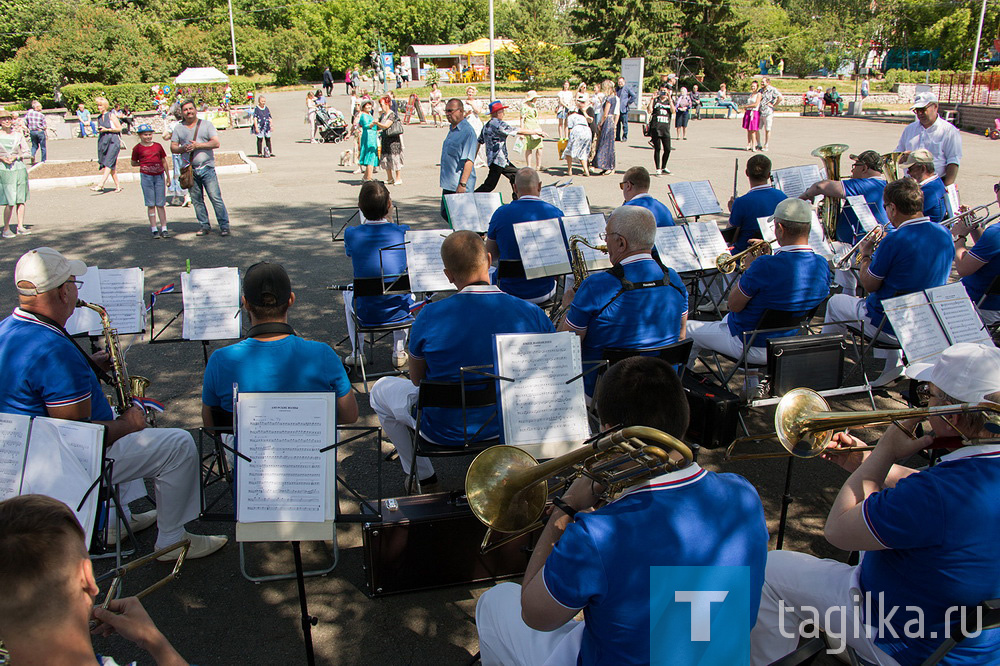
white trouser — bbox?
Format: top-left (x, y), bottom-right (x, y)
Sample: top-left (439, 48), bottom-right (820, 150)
top-left (476, 582), bottom-right (584, 666)
top-left (751, 551), bottom-right (900, 666)
top-left (686, 316), bottom-right (768, 370)
top-left (106, 427), bottom-right (201, 548)
top-left (822, 294), bottom-right (902, 383)
top-left (369, 376), bottom-right (435, 480)
top-left (977, 305), bottom-right (1000, 325)
top-left (342, 291), bottom-right (408, 355)
top-left (525, 284), bottom-right (557, 306)
top-left (834, 266), bottom-right (859, 296)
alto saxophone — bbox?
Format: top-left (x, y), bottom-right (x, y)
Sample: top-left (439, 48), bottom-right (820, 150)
top-left (76, 300), bottom-right (154, 424)
top-left (549, 235), bottom-right (608, 325)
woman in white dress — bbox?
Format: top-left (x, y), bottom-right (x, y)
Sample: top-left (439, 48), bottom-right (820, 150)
top-left (562, 95), bottom-right (592, 177)
top-left (463, 86), bottom-right (486, 167)
top-left (556, 80), bottom-right (574, 140)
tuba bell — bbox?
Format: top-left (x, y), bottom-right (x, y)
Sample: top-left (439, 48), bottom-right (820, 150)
top-left (881, 151), bottom-right (903, 182)
top-left (811, 143), bottom-right (849, 241)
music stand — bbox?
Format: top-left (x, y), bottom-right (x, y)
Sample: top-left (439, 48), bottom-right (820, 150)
top-left (148, 290), bottom-right (238, 366)
top-left (329, 205), bottom-right (401, 243)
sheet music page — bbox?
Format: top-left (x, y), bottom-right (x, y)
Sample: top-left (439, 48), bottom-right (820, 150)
top-left (539, 185), bottom-right (561, 208)
top-left (669, 181), bottom-right (723, 217)
top-left (65, 265), bottom-right (104, 335)
top-left (686, 221), bottom-right (731, 269)
top-left (808, 210), bottom-right (836, 259)
top-left (404, 229), bottom-right (454, 293)
top-left (236, 393), bottom-right (333, 524)
top-left (927, 282), bottom-right (992, 346)
top-left (558, 186), bottom-right (590, 216)
top-left (846, 195), bottom-right (878, 232)
top-left (945, 184), bottom-right (961, 217)
top-left (563, 214), bottom-right (611, 271)
top-left (654, 227), bottom-right (702, 273)
top-left (181, 267), bottom-right (241, 341)
top-left (444, 193), bottom-right (485, 232)
top-left (97, 268), bottom-right (145, 335)
top-left (772, 165), bottom-right (822, 199)
top-left (512, 218), bottom-right (571, 279)
top-left (883, 292), bottom-right (950, 365)
top-left (22, 418), bottom-right (100, 540)
top-left (0, 413), bottom-right (30, 501)
top-left (474, 192), bottom-right (503, 229)
top-left (494, 332), bottom-right (589, 456)
top-left (31, 417), bottom-right (103, 481)
top-left (757, 216), bottom-right (777, 243)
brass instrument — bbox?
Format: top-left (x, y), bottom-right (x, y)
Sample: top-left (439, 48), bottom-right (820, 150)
top-left (725, 387), bottom-right (1000, 461)
top-left (942, 201), bottom-right (1000, 231)
top-left (834, 223), bottom-right (889, 270)
top-left (550, 235), bottom-right (607, 324)
top-left (811, 143), bottom-right (850, 241)
top-left (91, 539), bottom-right (190, 629)
top-left (881, 151), bottom-right (903, 182)
top-left (76, 300), bottom-right (154, 424)
top-left (465, 426), bottom-right (693, 549)
top-left (716, 238), bottom-right (773, 274)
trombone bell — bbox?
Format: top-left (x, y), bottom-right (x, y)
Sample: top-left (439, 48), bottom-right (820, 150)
top-left (465, 446), bottom-right (549, 535)
top-left (775, 388), bottom-right (835, 457)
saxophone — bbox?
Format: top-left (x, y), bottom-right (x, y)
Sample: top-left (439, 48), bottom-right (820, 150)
top-left (549, 235), bottom-right (608, 325)
top-left (76, 300), bottom-right (153, 424)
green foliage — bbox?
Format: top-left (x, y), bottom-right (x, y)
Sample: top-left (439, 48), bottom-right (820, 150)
top-left (424, 69), bottom-right (441, 86)
top-left (0, 60), bottom-right (24, 101)
top-left (493, 0), bottom-right (575, 86)
top-left (60, 76), bottom-right (259, 112)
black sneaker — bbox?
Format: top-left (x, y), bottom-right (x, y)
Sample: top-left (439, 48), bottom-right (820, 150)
top-left (160, 229), bottom-right (170, 238)
top-left (196, 228), bottom-right (211, 236)
top-left (151, 229), bottom-right (160, 239)
top-left (220, 229), bottom-right (230, 237)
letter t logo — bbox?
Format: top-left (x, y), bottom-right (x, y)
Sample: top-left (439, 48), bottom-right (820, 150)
top-left (675, 590), bottom-right (729, 641)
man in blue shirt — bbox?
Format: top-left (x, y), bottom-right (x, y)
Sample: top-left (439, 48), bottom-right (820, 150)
top-left (823, 178), bottom-right (954, 387)
top-left (954, 205), bottom-right (1000, 325)
top-left (343, 181), bottom-right (414, 368)
top-left (486, 167), bottom-right (565, 304)
top-left (727, 155), bottom-right (788, 253)
top-left (620, 165), bottom-right (675, 227)
top-left (438, 98), bottom-right (478, 220)
top-left (202, 261), bottom-right (358, 428)
top-left (370, 231), bottom-right (553, 491)
top-left (475, 101), bottom-right (544, 197)
top-left (687, 198), bottom-right (831, 395)
top-left (0, 247), bottom-right (227, 560)
top-left (614, 75), bottom-right (637, 142)
top-left (752, 343), bottom-right (1000, 666)
top-left (477, 356), bottom-right (769, 665)
top-left (901, 148), bottom-right (948, 224)
top-left (557, 206), bottom-right (688, 397)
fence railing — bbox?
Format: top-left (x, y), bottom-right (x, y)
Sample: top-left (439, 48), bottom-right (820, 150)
top-left (939, 72), bottom-right (1000, 106)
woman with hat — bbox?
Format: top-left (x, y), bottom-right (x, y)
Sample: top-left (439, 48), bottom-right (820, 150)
top-left (562, 94), bottom-right (592, 177)
top-left (520, 90), bottom-right (544, 169)
top-left (0, 109), bottom-right (30, 237)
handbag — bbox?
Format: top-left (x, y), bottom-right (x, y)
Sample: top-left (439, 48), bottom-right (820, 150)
top-left (178, 119), bottom-right (201, 190)
top-left (385, 117), bottom-right (404, 137)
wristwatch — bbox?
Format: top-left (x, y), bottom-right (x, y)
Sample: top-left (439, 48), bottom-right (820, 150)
top-left (459, 181), bottom-right (467, 188)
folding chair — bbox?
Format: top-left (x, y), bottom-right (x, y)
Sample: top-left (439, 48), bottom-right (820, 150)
top-left (405, 378), bottom-right (502, 494)
top-left (975, 274), bottom-right (1000, 339)
top-left (843, 311), bottom-right (904, 390)
top-left (497, 259), bottom-right (558, 313)
top-left (919, 598), bottom-right (1000, 665)
top-left (602, 339), bottom-right (695, 373)
top-left (349, 276), bottom-right (415, 393)
top-left (198, 406), bottom-right (236, 520)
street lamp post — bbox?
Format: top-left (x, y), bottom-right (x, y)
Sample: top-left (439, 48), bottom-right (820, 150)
top-left (969, 0), bottom-right (988, 103)
top-left (228, 0), bottom-right (239, 76)
top-left (489, 0), bottom-right (496, 100)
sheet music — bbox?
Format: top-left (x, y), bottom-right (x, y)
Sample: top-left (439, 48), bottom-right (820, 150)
top-left (808, 210), bottom-right (836, 259)
top-left (558, 186), bottom-right (590, 216)
top-left (22, 418), bottom-right (100, 539)
top-left (404, 229), bottom-right (454, 292)
top-left (563, 214), bottom-right (611, 271)
top-left (96, 268), bottom-right (145, 335)
top-left (512, 218), bottom-right (571, 279)
top-left (444, 192), bottom-right (500, 232)
top-left (686, 221), bottom-right (730, 269)
top-left (846, 195), bottom-right (878, 232)
top-left (65, 265), bottom-right (103, 335)
top-left (236, 393), bottom-right (333, 524)
top-left (945, 184), bottom-right (961, 217)
top-left (771, 165), bottom-right (822, 199)
top-left (757, 216), bottom-right (777, 243)
top-left (181, 267), bottom-right (241, 341)
top-left (494, 332), bottom-right (589, 457)
top-left (927, 282), bottom-right (992, 346)
top-left (669, 181), bottom-right (723, 217)
top-left (474, 192), bottom-right (503, 228)
top-left (883, 292), bottom-right (950, 365)
top-left (32, 417), bottom-right (103, 482)
top-left (654, 227), bottom-right (702, 273)
top-left (0, 413), bottom-right (30, 501)
top-left (539, 185), bottom-right (560, 208)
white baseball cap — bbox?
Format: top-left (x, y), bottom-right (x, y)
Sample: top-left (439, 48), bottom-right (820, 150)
top-left (910, 92), bottom-right (938, 110)
top-left (905, 343), bottom-right (1000, 404)
top-left (773, 198), bottom-right (814, 226)
top-left (15, 247), bottom-right (87, 296)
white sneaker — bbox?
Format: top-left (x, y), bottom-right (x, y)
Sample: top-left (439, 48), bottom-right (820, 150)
top-left (662, 167), bottom-right (671, 174)
top-left (392, 351), bottom-right (409, 369)
top-left (106, 510), bottom-right (157, 544)
top-left (654, 169), bottom-right (662, 175)
top-left (157, 532), bottom-right (228, 561)
top-left (343, 351), bottom-right (367, 367)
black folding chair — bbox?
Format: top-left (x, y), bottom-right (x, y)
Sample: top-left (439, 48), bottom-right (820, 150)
top-left (198, 406), bottom-right (236, 520)
top-left (976, 274), bottom-right (1000, 339)
top-left (348, 276), bottom-right (415, 393)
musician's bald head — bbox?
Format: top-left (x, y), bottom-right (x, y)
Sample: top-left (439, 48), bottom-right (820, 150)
top-left (441, 230), bottom-right (491, 286)
top-left (607, 206), bottom-right (656, 253)
top-left (513, 168), bottom-right (541, 197)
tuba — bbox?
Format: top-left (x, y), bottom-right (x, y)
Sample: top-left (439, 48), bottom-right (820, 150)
top-left (465, 426), bottom-right (693, 550)
top-left (549, 235), bottom-right (607, 325)
top-left (811, 143), bottom-right (849, 241)
top-left (716, 239), bottom-right (773, 274)
top-left (881, 151), bottom-right (903, 182)
top-left (76, 300), bottom-right (154, 424)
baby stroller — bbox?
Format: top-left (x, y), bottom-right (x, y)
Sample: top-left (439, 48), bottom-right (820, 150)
top-left (316, 106), bottom-right (349, 143)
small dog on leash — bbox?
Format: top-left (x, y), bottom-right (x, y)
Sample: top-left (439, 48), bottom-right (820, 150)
top-left (338, 146), bottom-right (357, 167)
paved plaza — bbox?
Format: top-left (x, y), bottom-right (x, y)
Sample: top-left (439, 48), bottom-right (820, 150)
top-left (6, 88), bottom-right (998, 665)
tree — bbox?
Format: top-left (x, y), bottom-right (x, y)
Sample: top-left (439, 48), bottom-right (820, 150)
top-left (494, 0), bottom-right (575, 86)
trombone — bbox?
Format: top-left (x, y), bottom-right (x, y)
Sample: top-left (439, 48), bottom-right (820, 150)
top-left (725, 388), bottom-right (1000, 461)
top-left (716, 239), bottom-right (775, 274)
top-left (834, 223), bottom-right (889, 270)
top-left (942, 201), bottom-right (1000, 231)
top-left (89, 539), bottom-right (190, 629)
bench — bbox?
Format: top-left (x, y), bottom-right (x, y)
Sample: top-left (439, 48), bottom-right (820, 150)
top-left (695, 100), bottom-right (729, 119)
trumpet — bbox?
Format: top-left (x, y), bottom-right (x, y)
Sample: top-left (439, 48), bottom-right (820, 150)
top-left (834, 223), bottom-right (889, 270)
top-left (724, 387), bottom-right (1000, 461)
top-left (465, 426), bottom-right (693, 550)
top-left (942, 201), bottom-right (1000, 231)
top-left (550, 235), bottom-right (607, 324)
top-left (716, 238), bottom-right (773, 274)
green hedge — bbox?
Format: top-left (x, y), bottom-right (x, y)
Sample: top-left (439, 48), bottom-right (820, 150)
top-left (883, 68), bottom-right (1000, 85)
top-left (60, 77), bottom-right (260, 112)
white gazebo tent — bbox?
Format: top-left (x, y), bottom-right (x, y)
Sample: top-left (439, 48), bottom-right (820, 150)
top-left (174, 67), bottom-right (230, 85)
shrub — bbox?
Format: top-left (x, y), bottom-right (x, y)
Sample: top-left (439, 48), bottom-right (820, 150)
top-left (60, 77), bottom-right (261, 112)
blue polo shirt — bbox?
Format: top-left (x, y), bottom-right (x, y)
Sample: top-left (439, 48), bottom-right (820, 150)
top-left (344, 219), bottom-right (414, 325)
top-left (623, 193), bottom-right (675, 228)
top-left (202, 335), bottom-right (352, 412)
top-left (866, 217), bottom-right (953, 334)
top-left (409, 285), bottom-right (553, 444)
top-left (543, 465), bottom-right (768, 666)
top-left (920, 174), bottom-right (948, 224)
top-left (860, 445), bottom-right (1000, 665)
top-left (0, 309), bottom-right (115, 421)
top-left (439, 119), bottom-right (478, 191)
top-left (837, 178), bottom-right (888, 244)
top-left (728, 246), bottom-right (831, 345)
top-left (727, 185), bottom-right (787, 253)
top-left (962, 224), bottom-right (1000, 310)
top-left (565, 255), bottom-right (688, 395)
top-left (487, 196), bottom-right (565, 300)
